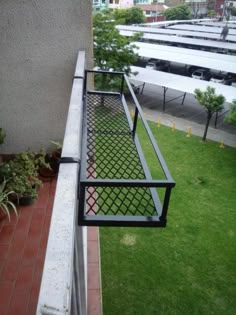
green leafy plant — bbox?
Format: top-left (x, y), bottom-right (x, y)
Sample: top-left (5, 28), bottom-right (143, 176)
top-left (50, 141), bottom-right (63, 151)
top-left (48, 141), bottom-right (62, 173)
top-left (0, 151), bottom-right (47, 201)
top-left (0, 179), bottom-right (18, 221)
top-left (163, 4), bottom-right (191, 21)
top-left (225, 100), bottom-right (236, 124)
top-left (194, 86), bottom-right (225, 141)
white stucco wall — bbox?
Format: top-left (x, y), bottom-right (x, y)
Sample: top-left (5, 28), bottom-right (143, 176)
top-left (0, 0), bottom-right (93, 153)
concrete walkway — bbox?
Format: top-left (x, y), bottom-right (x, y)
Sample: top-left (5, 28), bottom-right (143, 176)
top-left (132, 83), bottom-right (236, 148)
top-left (144, 109), bottom-right (236, 148)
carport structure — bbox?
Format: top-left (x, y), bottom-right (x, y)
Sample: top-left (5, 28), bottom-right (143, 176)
top-left (197, 21), bottom-right (236, 29)
top-left (134, 42), bottom-right (236, 74)
top-left (119, 30), bottom-right (236, 52)
top-left (167, 24), bottom-right (236, 36)
top-left (129, 66), bottom-right (236, 124)
top-left (117, 25), bottom-right (236, 42)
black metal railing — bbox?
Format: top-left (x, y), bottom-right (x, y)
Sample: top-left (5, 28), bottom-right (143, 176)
top-left (78, 70), bottom-right (175, 227)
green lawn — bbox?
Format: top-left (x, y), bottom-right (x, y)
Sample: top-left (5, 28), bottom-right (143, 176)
top-left (100, 122), bottom-right (236, 315)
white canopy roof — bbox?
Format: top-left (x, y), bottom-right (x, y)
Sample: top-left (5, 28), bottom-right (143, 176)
top-left (130, 66), bottom-right (236, 107)
top-left (168, 24), bottom-right (236, 35)
top-left (117, 25), bottom-right (236, 42)
top-left (197, 22), bottom-right (236, 29)
top-left (120, 30), bottom-right (236, 51)
top-left (143, 19), bottom-right (217, 27)
top-left (135, 42), bottom-right (236, 74)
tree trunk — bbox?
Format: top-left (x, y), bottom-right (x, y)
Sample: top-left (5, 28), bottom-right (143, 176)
top-left (202, 112), bottom-right (212, 141)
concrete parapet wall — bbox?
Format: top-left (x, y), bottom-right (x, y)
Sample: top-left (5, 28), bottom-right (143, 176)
top-left (0, 0), bottom-right (93, 153)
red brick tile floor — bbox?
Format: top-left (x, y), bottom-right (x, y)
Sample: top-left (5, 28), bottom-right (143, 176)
top-left (87, 227), bottom-right (102, 315)
top-left (0, 177), bottom-right (56, 315)
top-left (0, 175), bottom-right (102, 315)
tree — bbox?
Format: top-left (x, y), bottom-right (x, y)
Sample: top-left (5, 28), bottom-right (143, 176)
top-left (208, 10), bottom-right (217, 18)
top-left (93, 10), bottom-right (139, 73)
top-left (113, 7), bottom-right (146, 25)
top-left (194, 87), bottom-right (225, 141)
top-left (225, 100), bottom-right (236, 124)
top-left (231, 7), bottom-right (236, 16)
top-left (93, 10), bottom-right (139, 89)
top-left (163, 4), bottom-right (191, 21)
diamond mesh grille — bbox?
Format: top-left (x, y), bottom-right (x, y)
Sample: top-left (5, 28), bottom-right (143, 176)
top-left (85, 93), bottom-right (156, 217)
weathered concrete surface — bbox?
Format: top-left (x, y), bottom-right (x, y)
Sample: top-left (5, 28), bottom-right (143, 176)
top-left (0, 0), bottom-right (93, 153)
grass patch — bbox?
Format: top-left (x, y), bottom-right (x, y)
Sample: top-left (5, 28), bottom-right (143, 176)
top-left (100, 122), bottom-right (236, 315)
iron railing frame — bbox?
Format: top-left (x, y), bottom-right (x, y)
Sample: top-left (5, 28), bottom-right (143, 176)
top-left (78, 69), bottom-right (175, 227)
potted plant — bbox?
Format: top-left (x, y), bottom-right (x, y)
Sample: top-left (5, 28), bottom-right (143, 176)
top-left (0, 128), bottom-right (6, 164)
top-left (0, 179), bottom-right (18, 221)
top-left (48, 141), bottom-right (62, 173)
top-left (0, 151), bottom-right (44, 205)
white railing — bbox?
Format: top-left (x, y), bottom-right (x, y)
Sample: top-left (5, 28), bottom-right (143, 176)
top-left (37, 51), bottom-right (86, 315)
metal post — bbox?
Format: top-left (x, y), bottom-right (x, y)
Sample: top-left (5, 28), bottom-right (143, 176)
top-left (163, 87), bottom-right (168, 111)
top-left (160, 187), bottom-right (172, 222)
top-left (181, 92), bottom-right (187, 105)
top-left (120, 75), bottom-right (125, 95)
top-left (215, 111), bottom-right (219, 128)
top-left (132, 107), bottom-right (139, 138)
top-left (141, 83), bottom-right (145, 95)
top-left (222, 0), bottom-right (226, 21)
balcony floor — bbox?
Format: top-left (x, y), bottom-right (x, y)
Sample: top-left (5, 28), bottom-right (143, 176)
top-left (0, 178), bottom-right (56, 315)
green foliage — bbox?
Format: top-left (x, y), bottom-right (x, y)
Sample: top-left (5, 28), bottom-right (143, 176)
top-left (0, 128), bottom-right (6, 145)
top-left (163, 4), bottom-right (191, 21)
top-left (194, 86), bottom-right (225, 141)
top-left (231, 7), bottom-right (236, 16)
top-left (0, 151), bottom-right (48, 199)
top-left (93, 10), bottom-right (139, 75)
top-left (208, 9), bottom-right (217, 17)
top-left (50, 140), bottom-right (62, 151)
top-left (194, 86), bottom-right (225, 113)
top-left (225, 100), bottom-right (236, 124)
top-left (113, 7), bottom-right (146, 25)
top-left (0, 179), bottom-right (18, 221)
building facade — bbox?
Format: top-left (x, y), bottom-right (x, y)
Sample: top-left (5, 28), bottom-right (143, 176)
top-left (134, 0), bottom-right (153, 5)
top-left (93, 0), bottom-right (109, 13)
top-left (109, 0), bottom-right (134, 9)
top-left (0, 0), bottom-right (93, 153)
top-left (185, 0), bottom-right (208, 18)
top-left (136, 4), bottom-right (168, 21)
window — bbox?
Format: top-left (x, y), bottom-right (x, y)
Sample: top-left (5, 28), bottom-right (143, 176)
top-left (115, 0), bottom-right (119, 4)
top-left (135, 0), bottom-right (149, 4)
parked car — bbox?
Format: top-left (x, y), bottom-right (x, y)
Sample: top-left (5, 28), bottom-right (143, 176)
top-left (210, 74), bottom-right (226, 84)
top-left (187, 66), bottom-right (199, 76)
top-left (192, 68), bottom-right (211, 81)
top-left (145, 59), bottom-right (169, 71)
top-left (224, 74), bottom-right (236, 87)
top-left (228, 80), bottom-right (236, 87)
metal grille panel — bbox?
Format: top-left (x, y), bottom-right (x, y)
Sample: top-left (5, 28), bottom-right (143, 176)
top-left (85, 93), bottom-right (155, 217)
